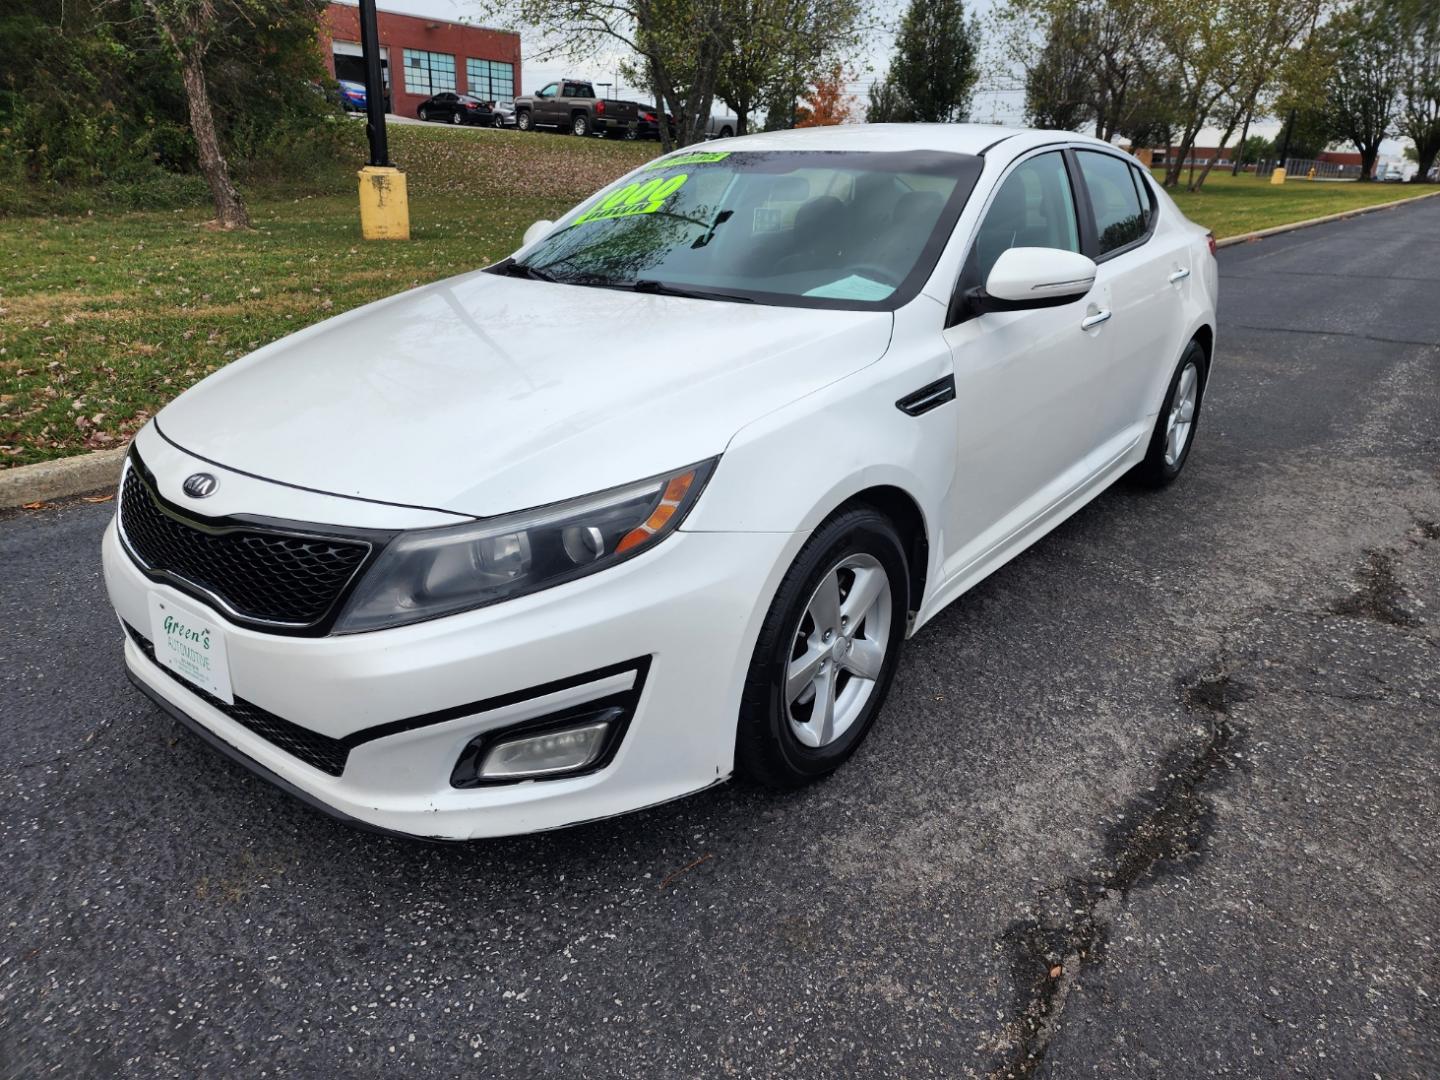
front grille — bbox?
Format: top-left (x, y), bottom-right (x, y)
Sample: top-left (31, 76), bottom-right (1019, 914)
top-left (118, 463), bottom-right (371, 630)
top-left (127, 625), bottom-right (350, 776)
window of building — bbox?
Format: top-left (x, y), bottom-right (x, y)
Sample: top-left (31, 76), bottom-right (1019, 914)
top-left (466, 58), bottom-right (515, 100)
top-left (403, 49), bottom-right (456, 96)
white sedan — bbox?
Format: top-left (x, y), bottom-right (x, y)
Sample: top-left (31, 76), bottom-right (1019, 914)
top-left (102, 124), bottom-right (1217, 840)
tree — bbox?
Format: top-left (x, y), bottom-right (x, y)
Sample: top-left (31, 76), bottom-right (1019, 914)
top-left (887, 0), bottom-right (980, 123)
top-left (1390, 0), bottom-right (1440, 182)
top-left (716, 0), bottom-right (866, 136)
top-left (794, 64), bottom-right (853, 126)
top-left (1023, 3), bottom-right (1094, 130)
top-left (490, 0), bottom-right (730, 148)
top-left (142, 0), bottom-right (257, 229)
top-left (999, 0), bottom-right (1163, 143)
top-left (1322, 1), bottom-right (1399, 181)
top-left (866, 77), bottom-right (912, 122)
top-left (1237, 133), bottom-right (1272, 164)
top-left (1185, 0), bottom-right (1324, 192)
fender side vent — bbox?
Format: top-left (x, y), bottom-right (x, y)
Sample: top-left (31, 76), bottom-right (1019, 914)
top-left (896, 376), bottom-right (956, 417)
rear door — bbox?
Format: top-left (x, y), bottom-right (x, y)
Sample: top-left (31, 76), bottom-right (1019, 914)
top-left (561, 81), bottom-right (591, 127)
top-left (1069, 149), bottom-right (1188, 433)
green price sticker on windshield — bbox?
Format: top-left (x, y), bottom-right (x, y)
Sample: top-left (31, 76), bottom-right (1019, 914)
top-left (574, 174), bottom-right (689, 225)
top-left (643, 150), bottom-right (731, 170)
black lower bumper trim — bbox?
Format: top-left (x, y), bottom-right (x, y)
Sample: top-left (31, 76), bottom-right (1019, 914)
top-left (124, 668), bottom-right (450, 843)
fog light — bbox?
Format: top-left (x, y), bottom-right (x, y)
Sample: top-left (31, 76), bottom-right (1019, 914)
top-left (481, 720), bottom-right (611, 779)
top-left (449, 703), bottom-right (629, 787)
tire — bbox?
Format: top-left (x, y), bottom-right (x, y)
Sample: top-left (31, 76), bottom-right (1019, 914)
top-left (719, 126), bottom-right (733, 139)
top-left (419, 109), bottom-right (430, 122)
top-left (736, 506), bottom-right (909, 789)
top-left (516, 110), bottom-right (531, 132)
top-left (1130, 338), bottom-right (1208, 488)
top-left (571, 113), bottom-right (590, 137)
top-left (450, 111), bottom-right (462, 125)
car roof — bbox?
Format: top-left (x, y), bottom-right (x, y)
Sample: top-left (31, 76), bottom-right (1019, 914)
top-left (702, 123), bottom-right (1117, 158)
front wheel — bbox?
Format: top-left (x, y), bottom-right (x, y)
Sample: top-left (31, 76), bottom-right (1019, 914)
top-left (1131, 338), bottom-right (1208, 487)
top-left (736, 507), bottom-right (909, 789)
top-left (419, 109), bottom-right (430, 122)
top-left (516, 110), bottom-right (531, 132)
top-left (450, 111), bottom-right (462, 125)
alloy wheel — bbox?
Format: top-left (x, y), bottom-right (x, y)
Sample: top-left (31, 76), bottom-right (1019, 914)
top-left (785, 554), bottom-right (892, 749)
top-left (1165, 361), bottom-right (1199, 466)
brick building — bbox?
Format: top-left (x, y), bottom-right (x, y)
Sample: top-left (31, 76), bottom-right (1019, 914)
top-left (320, 3), bottom-right (521, 118)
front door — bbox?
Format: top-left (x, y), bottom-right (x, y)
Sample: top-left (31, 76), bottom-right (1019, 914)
top-left (938, 149), bottom-right (1116, 581)
top-left (534, 82), bottom-right (559, 125)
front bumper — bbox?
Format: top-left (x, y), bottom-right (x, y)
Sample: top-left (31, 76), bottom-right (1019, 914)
top-left (103, 518), bottom-right (796, 839)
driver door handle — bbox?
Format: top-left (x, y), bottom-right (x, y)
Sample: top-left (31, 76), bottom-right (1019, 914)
top-left (1169, 268), bottom-right (1191, 283)
top-left (1081, 309), bottom-right (1112, 330)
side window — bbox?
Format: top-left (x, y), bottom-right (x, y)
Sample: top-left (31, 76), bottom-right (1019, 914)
top-left (537, 83), bottom-right (557, 99)
top-left (565, 82), bottom-right (593, 98)
top-left (1129, 163), bottom-right (1156, 229)
top-left (1076, 151), bottom-right (1147, 255)
top-left (972, 151), bottom-right (1080, 285)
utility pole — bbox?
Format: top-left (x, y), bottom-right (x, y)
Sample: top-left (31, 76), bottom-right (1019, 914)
top-left (1271, 107), bottom-right (1296, 185)
top-left (359, 0), bottom-right (389, 167)
top-left (355, 0), bottom-right (409, 238)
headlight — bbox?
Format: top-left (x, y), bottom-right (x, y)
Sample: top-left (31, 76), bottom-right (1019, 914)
top-left (334, 459), bottom-right (716, 633)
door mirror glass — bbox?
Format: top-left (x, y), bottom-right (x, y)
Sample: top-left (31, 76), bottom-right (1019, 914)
top-left (983, 247), bottom-right (1096, 306)
top-left (522, 219), bottom-right (555, 247)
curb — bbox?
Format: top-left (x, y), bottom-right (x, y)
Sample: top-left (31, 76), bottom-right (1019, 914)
top-left (3, 188), bottom-right (1437, 510)
top-left (1215, 187), bottom-right (1440, 248)
top-left (0, 447), bottom-right (126, 509)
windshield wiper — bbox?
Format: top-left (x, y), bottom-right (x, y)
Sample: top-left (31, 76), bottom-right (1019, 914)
top-left (492, 257), bottom-right (561, 283)
top-left (628, 279), bottom-right (754, 304)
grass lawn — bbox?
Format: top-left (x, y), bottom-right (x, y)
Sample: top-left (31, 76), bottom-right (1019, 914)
top-left (1, 125), bottom-right (1434, 469)
top-left (1, 124), bottom-right (657, 468)
top-left (1155, 167), bottom-right (1433, 239)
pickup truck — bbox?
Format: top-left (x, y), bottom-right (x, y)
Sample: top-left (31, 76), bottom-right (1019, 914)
top-left (513, 79), bottom-right (640, 138)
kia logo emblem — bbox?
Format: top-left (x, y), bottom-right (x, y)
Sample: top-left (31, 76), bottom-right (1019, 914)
top-left (182, 473), bottom-right (218, 499)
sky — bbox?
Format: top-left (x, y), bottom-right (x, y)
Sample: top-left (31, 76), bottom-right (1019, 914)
top-left (363, 0), bottom-right (1407, 155)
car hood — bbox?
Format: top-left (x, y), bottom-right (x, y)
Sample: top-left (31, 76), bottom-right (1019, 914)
top-left (156, 271), bottom-right (894, 518)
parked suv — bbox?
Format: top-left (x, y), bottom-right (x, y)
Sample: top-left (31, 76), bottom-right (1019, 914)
top-left (513, 79), bottom-right (639, 137)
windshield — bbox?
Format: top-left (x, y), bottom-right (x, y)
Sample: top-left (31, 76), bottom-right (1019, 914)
top-left (503, 149), bottom-right (984, 309)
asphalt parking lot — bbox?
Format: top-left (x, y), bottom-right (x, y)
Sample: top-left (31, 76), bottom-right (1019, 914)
top-left (2, 198), bottom-right (1438, 1079)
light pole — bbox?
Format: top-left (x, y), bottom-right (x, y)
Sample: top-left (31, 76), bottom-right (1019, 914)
top-left (356, 0), bottom-right (410, 238)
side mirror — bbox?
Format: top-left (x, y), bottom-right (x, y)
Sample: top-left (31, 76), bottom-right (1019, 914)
top-left (522, 219), bottom-right (555, 247)
top-left (979, 247), bottom-right (1097, 310)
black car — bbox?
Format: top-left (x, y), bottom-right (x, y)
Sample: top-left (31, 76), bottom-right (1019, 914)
top-left (417, 93), bottom-right (495, 126)
top-left (631, 104), bottom-right (676, 142)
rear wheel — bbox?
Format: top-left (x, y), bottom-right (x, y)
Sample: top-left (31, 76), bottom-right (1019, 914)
top-left (571, 113), bottom-right (590, 137)
top-left (736, 507), bottom-right (908, 788)
top-left (1131, 338), bottom-right (1207, 487)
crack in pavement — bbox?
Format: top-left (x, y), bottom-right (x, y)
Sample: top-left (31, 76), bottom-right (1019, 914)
top-left (986, 516), bottom-right (1439, 1079)
top-left (988, 664), bottom-right (1249, 1080)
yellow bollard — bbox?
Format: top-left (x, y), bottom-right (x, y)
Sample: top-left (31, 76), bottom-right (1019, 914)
top-left (358, 166), bottom-right (410, 240)
top-left (1270, 166), bottom-right (1286, 185)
